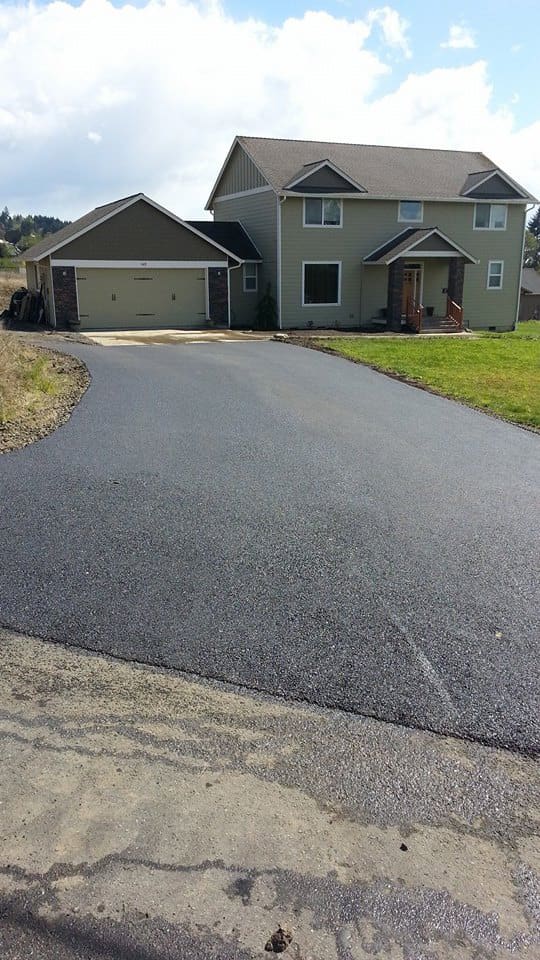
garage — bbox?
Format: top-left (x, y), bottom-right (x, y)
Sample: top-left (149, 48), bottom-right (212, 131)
top-left (22, 193), bottom-right (260, 331)
top-left (76, 267), bottom-right (206, 330)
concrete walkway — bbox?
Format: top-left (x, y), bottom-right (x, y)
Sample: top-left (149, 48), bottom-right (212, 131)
top-left (1, 629), bottom-right (538, 959)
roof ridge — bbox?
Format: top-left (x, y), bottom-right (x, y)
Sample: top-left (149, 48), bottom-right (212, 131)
top-left (94, 193), bottom-right (143, 210)
top-left (237, 134), bottom-right (487, 158)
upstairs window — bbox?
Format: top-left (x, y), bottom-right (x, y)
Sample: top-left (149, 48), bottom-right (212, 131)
top-left (304, 197), bottom-right (342, 227)
top-left (243, 262), bottom-right (258, 292)
top-left (474, 203), bottom-right (507, 230)
top-left (398, 200), bottom-right (423, 223)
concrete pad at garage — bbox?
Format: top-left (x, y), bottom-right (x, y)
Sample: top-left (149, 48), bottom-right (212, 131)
top-left (82, 328), bottom-right (275, 346)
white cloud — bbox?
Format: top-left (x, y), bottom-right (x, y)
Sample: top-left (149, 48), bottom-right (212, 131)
top-left (0, 1), bottom-right (537, 219)
top-left (441, 24), bottom-right (476, 50)
top-left (367, 6), bottom-right (411, 58)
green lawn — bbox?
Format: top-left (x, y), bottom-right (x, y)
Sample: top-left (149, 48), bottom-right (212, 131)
top-left (315, 323), bottom-right (540, 429)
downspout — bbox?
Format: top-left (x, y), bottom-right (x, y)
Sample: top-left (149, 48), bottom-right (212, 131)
top-left (227, 259), bottom-right (242, 330)
top-left (277, 195), bottom-right (286, 330)
top-left (514, 203), bottom-right (536, 330)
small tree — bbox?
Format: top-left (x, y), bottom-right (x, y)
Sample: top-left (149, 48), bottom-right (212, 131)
top-left (255, 283), bottom-right (278, 330)
top-left (524, 230), bottom-right (540, 267)
top-left (528, 207), bottom-right (540, 242)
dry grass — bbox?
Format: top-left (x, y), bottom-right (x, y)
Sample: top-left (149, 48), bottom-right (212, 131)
top-left (0, 333), bottom-right (89, 451)
top-left (0, 333), bottom-right (58, 426)
top-left (0, 270), bottom-right (25, 313)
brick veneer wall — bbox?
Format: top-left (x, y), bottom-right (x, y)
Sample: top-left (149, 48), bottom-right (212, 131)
top-left (52, 266), bottom-right (78, 329)
top-left (448, 258), bottom-right (465, 305)
top-left (387, 259), bottom-right (404, 332)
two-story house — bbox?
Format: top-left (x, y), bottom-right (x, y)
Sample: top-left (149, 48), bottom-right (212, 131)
top-left (23, 135), bottom-right (535, 333)
top-left (207, 136), bottom-right (536, 332)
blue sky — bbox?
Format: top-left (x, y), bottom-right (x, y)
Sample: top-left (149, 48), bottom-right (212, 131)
top-left (227, 0), bottom-right (534, 127)
top-left (3, 0), bottom-right (539, 218)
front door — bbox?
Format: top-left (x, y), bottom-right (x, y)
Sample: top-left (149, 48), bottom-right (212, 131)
top-left (401, 266), bottom-right (421, 315)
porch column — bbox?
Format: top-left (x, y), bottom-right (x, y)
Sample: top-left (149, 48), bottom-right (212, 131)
top-left (387, 258), bottom-right (404, 332)
top-left (447, 257), bottom-right (465, 305)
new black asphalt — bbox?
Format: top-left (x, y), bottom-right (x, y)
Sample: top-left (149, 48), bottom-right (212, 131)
top-left (1, 340), bottom-right (539, 753)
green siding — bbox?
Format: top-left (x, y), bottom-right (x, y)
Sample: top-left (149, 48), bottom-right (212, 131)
top-left (279, 197), bottom-right (526, 330)
top-left (421, 262), bottom-right (448, 317)
top-left (228, 265), bottom-right (257, 328)
top-left (214, 191), bottom-right (278, 321)
top-left (213, 144), bottom-right (268, 199)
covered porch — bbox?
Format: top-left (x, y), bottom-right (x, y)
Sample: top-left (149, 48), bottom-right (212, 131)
top-left (363, 228), bottom-right (478, 333)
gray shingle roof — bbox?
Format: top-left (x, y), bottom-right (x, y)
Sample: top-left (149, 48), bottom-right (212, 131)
top-left (237, 136), bottom-right (536, 201)
top-left (23, 195), bottom-right (142, 261)
top-left (521, 268), bottom-right (540, 294)
top-left (187, 221), bottom-right (261, 261)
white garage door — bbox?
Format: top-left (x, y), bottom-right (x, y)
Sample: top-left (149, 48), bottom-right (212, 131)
top-left (76, 268), bottom-right (207, 330)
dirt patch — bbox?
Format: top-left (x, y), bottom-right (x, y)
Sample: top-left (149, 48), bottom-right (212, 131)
top-left (0, 334), bottom-right (89, 453)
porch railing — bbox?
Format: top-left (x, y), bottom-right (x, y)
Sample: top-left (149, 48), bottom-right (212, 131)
top-left (446, 297), bottom-right (463, 331)
top-left (406, 298), bottom-right (424, 333)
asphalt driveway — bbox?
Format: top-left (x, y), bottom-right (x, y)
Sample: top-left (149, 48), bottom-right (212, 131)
top-left (0, 340), bottom-right (539, 753)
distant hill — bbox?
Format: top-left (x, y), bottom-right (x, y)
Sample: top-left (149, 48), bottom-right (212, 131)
top-left (0, 206), bottom-right (71, 255)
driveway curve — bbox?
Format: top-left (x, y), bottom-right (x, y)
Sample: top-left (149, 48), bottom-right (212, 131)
top-left (1, 340), bottom-right (539, 753)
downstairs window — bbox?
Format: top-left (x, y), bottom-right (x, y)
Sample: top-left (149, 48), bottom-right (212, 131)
top-left (303, 262), bottom-right (341, 305)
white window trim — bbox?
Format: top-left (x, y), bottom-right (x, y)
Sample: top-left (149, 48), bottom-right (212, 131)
top-left (302, 261), bottom-right (342, 307)
top-left (487, 260), bottom-right (504, 290)
top-left (242, 262), bottom-right (258, 293)
top-left (473, 203), bottom-right (508, 231)
top-left (398, 200), bottom-right (424, 223)
top-left (303, 197), bottom-right (343, 229)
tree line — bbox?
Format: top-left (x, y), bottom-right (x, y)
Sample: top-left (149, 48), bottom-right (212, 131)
top-left (0, 206), bottom-right (70, 254)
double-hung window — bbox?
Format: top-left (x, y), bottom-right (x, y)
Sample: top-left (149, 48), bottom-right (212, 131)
top-left (474, 204), bottom-right (507, 230)
top-left (243, 262), bottom-right (258, 292)
top-left (303, 262), bottom-right (341, 306)
top-left (487, 260), bottom-right (504, 289)
top-left (304, 197), bottom-right (342, 227)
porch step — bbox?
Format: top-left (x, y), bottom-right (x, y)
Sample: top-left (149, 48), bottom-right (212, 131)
top-left (421, 316), bottom-right (461, 332)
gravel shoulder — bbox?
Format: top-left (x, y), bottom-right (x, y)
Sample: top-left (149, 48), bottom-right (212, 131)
top-left (1, 628), bottom-right (538, 960)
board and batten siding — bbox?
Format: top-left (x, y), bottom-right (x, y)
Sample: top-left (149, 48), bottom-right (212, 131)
top-left (56, 200), bottom-right (224, 263)
top-left (214, 191), bottom-right (278, 324)
top-left (213, 144), bottom-right (268, 199)
top-left (279, 197), bottom-right (526, 330)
